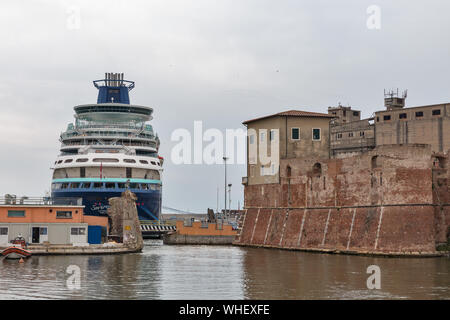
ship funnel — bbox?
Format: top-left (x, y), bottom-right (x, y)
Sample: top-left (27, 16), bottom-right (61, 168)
top-left (93, 72), bottom-right (135, 104)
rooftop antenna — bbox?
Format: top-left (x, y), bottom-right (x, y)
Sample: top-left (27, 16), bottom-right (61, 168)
top-left (384, 88), bottom-right (407, 110)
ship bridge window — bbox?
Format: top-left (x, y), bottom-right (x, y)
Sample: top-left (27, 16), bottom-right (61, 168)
top-left (52, 183), bottom-right (62, 190)
top-left (124, 159), bottom-right (136, 163)
top-left (140, 184), bottom-right (149, 190)
top-left (93, 182), bottom-right (103, 189)
top-left (70, 183), bottom-right (80, 189)
top-left (129, 183), bottom-right (139, 189)
top-left (117, 183), bottom-right (126, 189)
top-left (105, 183), bottom-right (116, 189)
top-left (61, 183), bottom-right (69, 189)
top-left (76, 158), bottom-right (89, 163)
top-left (93, 158), bottom-right (119, 163)
top-left (57, 160), bottom-right (63, 164)
top-left (151, 161), bottom-right (157, 165)
top-left (81, 183), bottom-right (91, 189)
top-left (139, 160), bottom-right (149, 164)
top-left (64, 159), bottom-right (73, 163)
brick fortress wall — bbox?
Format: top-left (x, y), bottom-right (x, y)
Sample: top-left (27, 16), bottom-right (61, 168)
top-left (234, 144), bottom-right (450, 256)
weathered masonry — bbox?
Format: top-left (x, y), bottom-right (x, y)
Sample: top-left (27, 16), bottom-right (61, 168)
top-left (237, 93), bottom-right (450, 256)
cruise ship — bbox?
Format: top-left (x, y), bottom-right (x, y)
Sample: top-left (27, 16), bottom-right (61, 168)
top-left (51, 73), bottom-right (163, 221)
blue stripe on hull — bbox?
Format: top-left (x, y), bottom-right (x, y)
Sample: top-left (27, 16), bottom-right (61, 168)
top-left (51, 189), bottom-right (162, 221)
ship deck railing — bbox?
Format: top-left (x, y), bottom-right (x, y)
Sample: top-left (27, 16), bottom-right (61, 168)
top-left (0, 196), bottom-right (83, 206)
top-left (61, 141), bottom-right (157, 148)
top-left (61, 131), bottom-right (157, 140)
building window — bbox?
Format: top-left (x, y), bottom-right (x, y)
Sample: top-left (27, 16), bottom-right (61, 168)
top-left (348, 132), bottom-right (354, 138)
top-left (126, 167), bottom-right (132, 178)
top-left (371, 156), bottom-right (379, 169)
top-left (312, 163), bottom-right (322, 176)
top-left (415, 111), bottom-right (424, 118)
top-left (56, 211), bottom-right (72, 218)
top-left (432, 109), bottom-right (441, 116)
top-left (249, 134), bottom-right (255, 144)
top-left (80, 167), bottom-right (85, 178)
top-left (312, 128), bottom-right (321, 141)
top-left (8, 210), bottom-right (25, 217)
top-left (291, 128), bottom-right (300, 140)
top-left (360, 131), bottom-right (365, 136)
top-left (383, 115), bottom-right (391, 121)
top-left (399, 113), bottom-right (407, 119)
top-left (0, 227), bottom-right (8, 235)
top-left (353, 111), bottom-right (359, 116)
top-left (336, 133), bottom-right (342, 140)
top-left (71, 227), bottom-right (86, 235)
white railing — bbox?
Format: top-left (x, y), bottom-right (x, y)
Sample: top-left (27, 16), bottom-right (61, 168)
top-left (0, 196), bottom-right (83, 206)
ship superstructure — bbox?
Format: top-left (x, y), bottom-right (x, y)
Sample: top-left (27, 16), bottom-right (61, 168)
top-left (51, 73), bottom-right (163, 220)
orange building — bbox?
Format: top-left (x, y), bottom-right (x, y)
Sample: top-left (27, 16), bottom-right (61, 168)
top-left (0, 200), bottom-right (108, 245)
top-left (174, 220), bottom-right (237, 236)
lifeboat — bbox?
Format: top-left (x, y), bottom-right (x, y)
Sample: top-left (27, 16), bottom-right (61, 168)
top-left (1, 246), bottom-right (32, 259)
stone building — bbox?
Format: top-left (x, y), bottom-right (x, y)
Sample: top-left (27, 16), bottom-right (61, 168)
top-left (330, 92), bottom-right (450, 158)
top-left (237, 94), bottom-right (450, 256)
top-left (375, 103), bottom-right (450, 153)
top-left (328, 105), bottom-right (375, 158)
top-left (242, 110), bottom-right (334, 186)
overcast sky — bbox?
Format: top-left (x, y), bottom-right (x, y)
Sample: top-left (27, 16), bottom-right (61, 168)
top-left (0, 0), bottom-right (449, 212)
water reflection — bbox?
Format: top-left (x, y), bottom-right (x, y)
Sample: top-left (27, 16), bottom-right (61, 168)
top-left (0, 241), bottom-right (448, 300)
top-left (242, 248), bottom-right (450, 299)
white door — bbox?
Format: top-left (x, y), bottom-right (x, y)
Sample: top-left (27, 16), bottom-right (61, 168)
top-left (0, 227), bottom-right (8, 245)
top-left (39, 227), bottom-right (48, 243)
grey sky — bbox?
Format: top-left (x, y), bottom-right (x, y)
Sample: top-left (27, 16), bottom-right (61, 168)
top-left (0, 0), bottom-right (449, 212)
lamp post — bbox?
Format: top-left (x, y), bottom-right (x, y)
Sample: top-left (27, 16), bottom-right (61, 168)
top-left (223, 156), bottom-right (228, 218)
top-left (228, 183), bottom-right (232, 217)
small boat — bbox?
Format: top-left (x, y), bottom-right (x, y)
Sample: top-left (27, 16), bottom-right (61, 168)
top-left (1, 246), bottom-right (32, 259)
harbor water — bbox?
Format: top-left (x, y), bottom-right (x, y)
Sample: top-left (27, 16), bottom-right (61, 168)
top-left (0, 240), bottom-right (449, 300)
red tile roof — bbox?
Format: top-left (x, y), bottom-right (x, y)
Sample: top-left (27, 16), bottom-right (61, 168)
top-left (242, 109), bottom-right (335, 125)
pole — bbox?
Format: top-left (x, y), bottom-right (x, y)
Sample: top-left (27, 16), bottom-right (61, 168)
top-left (223, 157), bottom-right (228, 217)
top-left (216, 187), bottom-right (219, 213)
top-left (228, 184), bottom-right (232, 215)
